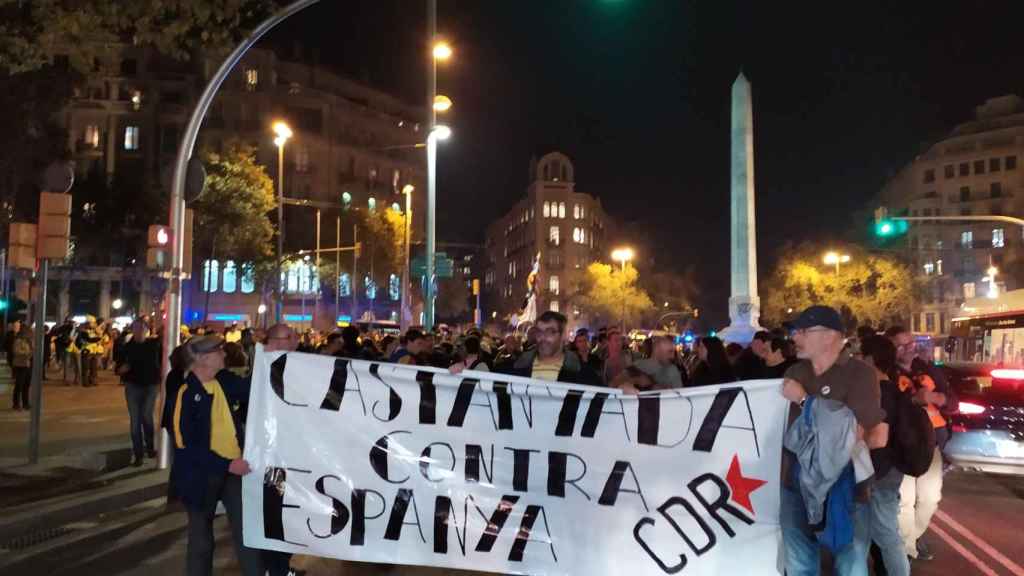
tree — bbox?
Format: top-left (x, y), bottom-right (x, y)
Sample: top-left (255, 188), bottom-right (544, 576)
top-left (0, 0), bottom-right (277, 74)
top-left (760, 243), bottom-right (917, 332)
top-left (579, 262), bottom-right (655, 328)
top-left (640, 268), bottom-right (700, 328)
top-left (435, 277), bottom-right (471, 323)
top-left (192, 143), bottom-right (276, 320)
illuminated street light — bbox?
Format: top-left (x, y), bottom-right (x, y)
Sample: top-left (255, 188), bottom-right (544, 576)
top-left (432, 41), bottom-right (453, 60)
top-left (823, 251), bottom-right (851, 274)
top-left (611, 247), bottom-right (635, 331)
top-left (112, 298), bottom-right (123, 311)
top-left (433, 94), bottom-right (453, 112)
top-left (258, 303), bottom-right (267, 315)
top-left (431, 124), bottom-right (452, 141)
top-left (272, 120), bottom-right (292, 322)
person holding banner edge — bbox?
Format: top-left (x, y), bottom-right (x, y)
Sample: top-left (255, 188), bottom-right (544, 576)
top-left (169, 335), bottom-right (264, 576)
top-left (780, 305), bottom-right (888, 576)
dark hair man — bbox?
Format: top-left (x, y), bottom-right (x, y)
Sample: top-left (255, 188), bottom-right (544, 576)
top-left (780, 306), bottom-right (887, 575)
top-left (495, 311), bottom-right (600, 385)
top-left (762, 337), bottom-right (796, 379)
top-left (736, 330), bottom-right (772, 380)
top-left (389, 329), bottom-right (427, 365)
top-left (884, 326), bottom-right (948, 562)
top-left (118, 319), bottom-right (162, 466)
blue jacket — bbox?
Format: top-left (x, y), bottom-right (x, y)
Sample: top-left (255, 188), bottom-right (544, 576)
top-left (169, 369), bottom-right (249, 508)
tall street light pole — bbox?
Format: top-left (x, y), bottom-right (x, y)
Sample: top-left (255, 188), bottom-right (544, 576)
top-left (401, 184), bottom-right (413, 330)
top-left (611, 247), bottom-right (634, 332)
top-left (425, 0), bottom-right (453, 330)
top-left (273, 121), bottom-right (292, 323)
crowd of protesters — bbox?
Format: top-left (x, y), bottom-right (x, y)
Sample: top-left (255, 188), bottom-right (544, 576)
top-left (16, 302), bottom-right (940, 576)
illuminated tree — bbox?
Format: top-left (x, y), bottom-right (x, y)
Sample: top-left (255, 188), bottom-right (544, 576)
top-left (579, 262), bottom-right (655, 328)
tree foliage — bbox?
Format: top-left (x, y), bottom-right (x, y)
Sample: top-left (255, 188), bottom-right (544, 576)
top-left (436, 277), bottom-right (471, 322)
top-left (579, 262), bottom-right (655, 328)
top-left (760, 243), bottom-right (916, 331)
top-left (0, 0), bottom-right (277, 74)
top-left (192, 142), bottom-right (276, 278)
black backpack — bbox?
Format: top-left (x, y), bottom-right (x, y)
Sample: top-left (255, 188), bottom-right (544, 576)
top-left (889, 388), bottom-right (937, 477)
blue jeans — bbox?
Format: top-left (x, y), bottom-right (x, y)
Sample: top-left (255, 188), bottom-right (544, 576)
top-left (781, 485), bottom-right (871, 576)
top-left (125, 384), bottom-right (158, 459)
top-left (870, 468), bottom-right (910, 576)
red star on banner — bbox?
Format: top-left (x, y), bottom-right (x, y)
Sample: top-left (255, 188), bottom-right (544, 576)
top-left (725, 454), bottom-right (767, 515)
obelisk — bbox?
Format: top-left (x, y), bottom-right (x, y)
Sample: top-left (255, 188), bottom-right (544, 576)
top-left (719, 72), bottom-right (762, 345)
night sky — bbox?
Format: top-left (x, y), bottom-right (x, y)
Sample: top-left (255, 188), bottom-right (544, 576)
top-left (265, 0), bottom-right (1024, 326)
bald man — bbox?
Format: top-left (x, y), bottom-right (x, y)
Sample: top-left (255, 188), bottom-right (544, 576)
top-left (264, 323), bottom-right (298, 353)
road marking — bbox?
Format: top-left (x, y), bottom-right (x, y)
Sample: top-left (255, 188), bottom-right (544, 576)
top-left (930, 521), bottom-right (1001, 576)
top-left (934, 509), bottom-right (1024, 576)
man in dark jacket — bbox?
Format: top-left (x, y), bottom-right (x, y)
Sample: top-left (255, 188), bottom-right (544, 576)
top-left (494, 311), bottom-right (601, 386)
top-left (169, 335), bottom-right (263, 576)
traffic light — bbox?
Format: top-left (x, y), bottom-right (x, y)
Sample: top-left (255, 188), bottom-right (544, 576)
top-left (38, 192), bottom-right (71, 259)
top-left (874, 206), bottom-right (908, 237)
top-left (147, 224), bottom-right (171, 270)
top-left (8, 222), bottom-right (37, 269)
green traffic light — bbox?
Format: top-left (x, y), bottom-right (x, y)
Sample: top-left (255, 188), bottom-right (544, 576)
top-left (879, 222), bottom-right (893, 236)
top-left (0, 299), bottom-right (7, 311)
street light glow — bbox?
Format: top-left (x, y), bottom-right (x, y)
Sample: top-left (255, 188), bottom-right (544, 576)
top-left (433, 94), bottom-right (453, 112)
top-left (272, 121), bottom-right (293, 139)
top-left (112, 298), bottom-right (123, 310)
top-left (402, 184), bottom-right (415, 195)
top-left (611, 247), bottom-right (635, 263)
top-left (432, 41), bottom-right (453, 60)
top-left (431, 124), bottom-right (452, 141)
top-left (258, 303), bottom-right (267, 314)
top-left (823, 252), bottom-right (851, 265)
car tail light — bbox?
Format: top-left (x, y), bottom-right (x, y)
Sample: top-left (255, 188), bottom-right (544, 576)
top-left (958, 401), bottom-right (986, 415)
top-left (991, 368), bottom-right (1024, 379)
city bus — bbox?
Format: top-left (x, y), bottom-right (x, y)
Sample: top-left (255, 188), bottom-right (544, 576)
top-left (949, 288), bottom-right (1024, 367)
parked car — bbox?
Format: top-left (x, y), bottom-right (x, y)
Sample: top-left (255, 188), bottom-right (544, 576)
top-left (942, 362), bottom-right (1024, 476)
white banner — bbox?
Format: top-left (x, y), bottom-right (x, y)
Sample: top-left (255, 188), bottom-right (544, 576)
top-left (242, 347), bottom-right (789, 575)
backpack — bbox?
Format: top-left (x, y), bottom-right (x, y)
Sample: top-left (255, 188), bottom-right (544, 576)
top-left (889, 388), bottom-right (937, 477)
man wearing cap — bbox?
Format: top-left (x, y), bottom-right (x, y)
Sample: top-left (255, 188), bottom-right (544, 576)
top-left (780, 305), bottom-right (888, 576)
top-left (170, 335), bottom-right (263, 576)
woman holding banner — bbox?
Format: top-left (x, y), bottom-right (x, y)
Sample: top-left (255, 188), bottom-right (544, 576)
top-left (169, 335), bottom-right (263, 576)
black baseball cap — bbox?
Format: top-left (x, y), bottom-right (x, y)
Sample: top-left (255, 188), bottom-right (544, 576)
top-left (792, 305), bottom-right (844, 333)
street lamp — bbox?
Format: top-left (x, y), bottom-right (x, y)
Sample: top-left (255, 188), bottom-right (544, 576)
top-left (400, 184), bottom-right (414, 330)
top-left (823, 251), bottom-right (851, 275)
top-left (112, 298), bottom-right (123, 311)
top-left (272, 121), bottom-right (292, 322)
top-left (611, 247), bottom-right (635, 330)
top-left (433, 94), bottom-right (453, 112)
top-left (424, 7), bottom-right (453, 330)
top-left (432, 41), bottom-right (453, 61)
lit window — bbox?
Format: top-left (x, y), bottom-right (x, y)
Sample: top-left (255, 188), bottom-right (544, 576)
top-left (130, 90), bottom-right (142, 110)
top-left (580, 206), bottom-right (585, 220)
top-left (391, 202), bottom-right (401, 212)
top-left (572, 227), bottom-right (580, 243)
top-left (368, 197), bottom-right (376, 211)
top-left (124, 125), bottom-right (140, 150)
top-left (549, 300), bottom-right (560, 312)
top-left (923, 262), bottom-right (934, 275)
top-left (245, 68), bottom-right (258, 91)
top-left (543, 202), bottom-right (550, 218)
top-left (341, 191), bottom-right (352, 206)
top-left (993, 228), bottom-right (1005, 248)
top-left (580, 228), bottom-right (586, 244)
top-left (339, 273), bottom-right (352, 297)
top-left (549, 275), bottom-right (559, 295)
top-left (202, 260), bottom-right (219, 292)
top-left (286, 266), bottom-right (299, 293)
top-left (558, 202), bottom-right (566, 219)
top-left (84, 125), bottom-right (100, 148)
top-left (241, 266), bottom-right (255, 293)
top-left (574, 204), bottom-right (580, 219)
top-left (960, 231), bottom-right (973, 248)
top-left (222, 260), bottom-right (237, 293)
top-left (365, 276), bottom-right (377, 300)
top-left (936, 259), bottom-right (943, 275)
top-left (389, 274), bottom-right (400, 300)
top-left (549, 226), bottom-right (560, 246)
top-left (963, 282), bottom-right (976, 299)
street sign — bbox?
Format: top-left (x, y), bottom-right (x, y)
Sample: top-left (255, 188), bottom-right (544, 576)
top-left (411, 253), bottom-right (455, 278)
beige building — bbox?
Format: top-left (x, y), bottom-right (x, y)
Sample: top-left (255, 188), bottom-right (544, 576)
top-left (484, 152), bottom-right (614, 331)
top-left (62, 45), bottom-right (427, 325)
top-left (879, 95), bottom-right (1024, 336)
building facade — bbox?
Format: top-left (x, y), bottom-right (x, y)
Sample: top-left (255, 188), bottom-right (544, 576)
top-left (484, 152), bottom-right (614, 332)
top-left (879, 95), bottom-right (1024, 336)
top-left (62, 45), bottom-right (428, 326)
